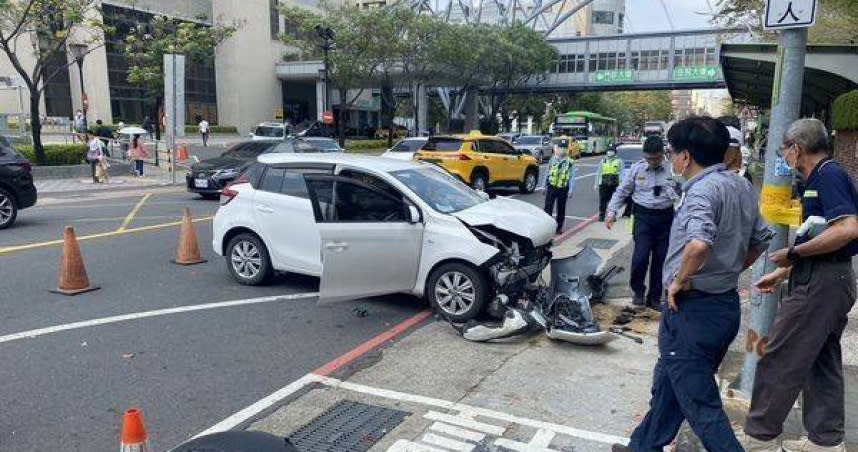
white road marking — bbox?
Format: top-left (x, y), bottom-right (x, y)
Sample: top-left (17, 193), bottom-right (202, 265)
top-left (388, 440), bottom-right (446, 452)
top-left (495, 428), bottom-right (557, 451)
top-left (423, 412), bottom-right (506, 436)
top-left (0, 292), bottom-right (319, 345)
top-left (421, 433), bottom-right (474, 451)
top-left (430, 422), bottom-right (486, 442)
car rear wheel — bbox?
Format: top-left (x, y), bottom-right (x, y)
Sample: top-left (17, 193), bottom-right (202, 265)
top-left (0, 188), bottom-right (17, 230)
top-left (226, 233), bottom-right (273, 285)
top-left (426, 263), bottom-right (487, 322)
top-left (470, 171), bottom-right (488, 192)
top-left (520, 168), bottom-right (538, 194)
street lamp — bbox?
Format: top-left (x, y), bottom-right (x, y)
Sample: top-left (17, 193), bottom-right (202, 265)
top-left (314, 25), bottom-right (334, 115)
top-left (69, 43), bottom-right (88, 128)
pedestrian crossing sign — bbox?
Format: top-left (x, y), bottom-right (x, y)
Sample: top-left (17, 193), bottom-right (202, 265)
top-left (764, 0), bottom-right (818, 29)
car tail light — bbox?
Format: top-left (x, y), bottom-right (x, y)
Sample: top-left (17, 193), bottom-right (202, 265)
top-left (20, 162), bottom-right (32, 173)
top-left (221, 183), bottom-right (240, 206)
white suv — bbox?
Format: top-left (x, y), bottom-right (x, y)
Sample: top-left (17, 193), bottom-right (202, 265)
top-left (212, 154), bottom-right (556, 321)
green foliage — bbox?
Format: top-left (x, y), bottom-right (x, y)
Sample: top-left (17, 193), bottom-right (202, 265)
top-left (714, 0), bottom-right (858, 43)
top-left (17, 144), bottom-right (87, 166)
top-left (346, 139), bottom-right (388, 150)
top-left (185, 125), bottom-right (238, 134)
top-left (833, 90), bottom-right (858, 131)
top-left (124, 15), bottom-right (238, 103)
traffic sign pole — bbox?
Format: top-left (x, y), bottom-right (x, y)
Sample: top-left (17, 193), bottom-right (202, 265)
top-left (740, 23), bottom-right (810, 394)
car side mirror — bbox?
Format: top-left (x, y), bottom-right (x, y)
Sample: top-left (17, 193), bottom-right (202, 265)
top-left (249, 132), bottom-right (255, 138)
top-left (408, 205), bottom-right (421, 224)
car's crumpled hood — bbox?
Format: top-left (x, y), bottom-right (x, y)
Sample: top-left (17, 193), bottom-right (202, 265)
top-left (452, 197), bottom-right (556, 246)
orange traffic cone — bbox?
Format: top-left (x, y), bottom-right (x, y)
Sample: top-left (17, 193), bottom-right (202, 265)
top-left (176, 145), bottom-right (189, 162)
top-left (120, 408), bottom-right (150, 451)
top-left (172, 207), bottom-right (207, 265)
top-left (51, 226), bottom-right (100, 295)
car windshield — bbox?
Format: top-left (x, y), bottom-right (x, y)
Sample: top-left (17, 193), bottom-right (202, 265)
top-left (617, 146), bottom-right (643, 163)
top-left (254, 126), bottom-right (284, 137)
top-left (422, 138), bottom-right (462, 152)
top-left (221, 142), bottom-right (268, 159)
top-left (392, 166), bottom-right (485, 214)
top-left (309, 139), bottom-right (339, 150)
top-left (0, 136), bottom-right (17, 157)
top-left (516, 136), bottom-right (542, 145)
top-left (390, 139), bottom-right (427, 152)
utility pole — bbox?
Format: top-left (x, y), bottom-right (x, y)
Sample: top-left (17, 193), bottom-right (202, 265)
top-left (740, 1), bottom-right (813, 393)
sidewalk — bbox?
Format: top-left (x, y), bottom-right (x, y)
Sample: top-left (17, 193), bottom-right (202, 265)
top-left (34, 162), bottom-right (178, 195)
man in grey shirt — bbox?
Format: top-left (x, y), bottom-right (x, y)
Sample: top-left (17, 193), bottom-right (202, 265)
top-left (605, 137), bottom-right (680, 308)
top-left (613, 117), bottom-right (771, 452)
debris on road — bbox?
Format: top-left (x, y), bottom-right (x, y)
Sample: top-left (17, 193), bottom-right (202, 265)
top-left (353, 306), bottom-right (368, 318)
top-left (121, 353), bottom-right (135, 360)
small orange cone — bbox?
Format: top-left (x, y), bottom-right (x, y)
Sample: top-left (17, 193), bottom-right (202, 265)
top-left (120, 408), bottom-right (150, 451)
top-left (176, 145), bottom-right (189, 162)
top-left (172, 207), bottom-right (207, 265)
top-left (51, 226), bottom-right (100, 295)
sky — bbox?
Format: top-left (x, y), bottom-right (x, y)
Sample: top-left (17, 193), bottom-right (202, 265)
top-left (624, 0), bottom-right (716, 32)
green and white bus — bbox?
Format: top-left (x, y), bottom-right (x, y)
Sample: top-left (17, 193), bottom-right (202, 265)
top-left (553, 111), bottom-right (618, 155)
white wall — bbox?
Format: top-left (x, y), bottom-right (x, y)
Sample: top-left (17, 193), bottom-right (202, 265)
top-left (213, 0), bottom-right (288, 133)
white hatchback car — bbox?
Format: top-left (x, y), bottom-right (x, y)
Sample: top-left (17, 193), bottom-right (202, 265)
top-left (212, 154), bottom-right (556, 321)
top-left (379, 137), bottom-right (428, 161)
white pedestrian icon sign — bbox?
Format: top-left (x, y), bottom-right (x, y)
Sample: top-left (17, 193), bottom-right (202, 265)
top-left (764, 0), bottom-right (818, 29)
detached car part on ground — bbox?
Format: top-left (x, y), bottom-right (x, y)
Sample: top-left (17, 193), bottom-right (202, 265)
top-left (446, 246), bottom-right (629, 346)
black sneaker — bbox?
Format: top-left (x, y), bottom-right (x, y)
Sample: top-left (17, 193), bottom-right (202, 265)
top-left (611, 444), bottom-right (631, 452)
top-left (632, 295), bottom-right (645, 306)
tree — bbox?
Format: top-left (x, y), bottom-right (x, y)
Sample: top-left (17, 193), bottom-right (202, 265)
top-left (0, 0), bottom-right (104, 164)
top-left (124, 14), bottom-right (237, 140)
top-left (715, 0), bottom-right (858, 43)
top-left (281, 5), bottom-right (388, 146)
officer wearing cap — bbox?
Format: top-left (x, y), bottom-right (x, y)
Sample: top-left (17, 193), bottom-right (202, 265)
top-left (595, 146), bottom-right (623, 222)
top-left (613, 116), bottom-right (772, 452)
top-left (605, 136), bottom-right (679, 308)
top-left (743, 119), bottom-right (858, 452)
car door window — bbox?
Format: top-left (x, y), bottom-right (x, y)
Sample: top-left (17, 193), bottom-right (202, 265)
top-left (334, 180), bottom-right (407, 223)
top-left (306, 176), bottom-right (335, 222)
top-left (338, 169), bottom-right (403, 200)
top-left (271, 142), bottom-right (296, 153)
top-left (281, 170), bottom-right (309, 198)
top-left (499, 141), bottom-right (519, 155)
top-left (259, 167), bottom-right (286, 192)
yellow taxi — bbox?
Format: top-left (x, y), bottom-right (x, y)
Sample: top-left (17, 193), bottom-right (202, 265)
top-left (413, 131), bottom-right (540, 193)
top-left (551, 136), bottom-right (582, 159)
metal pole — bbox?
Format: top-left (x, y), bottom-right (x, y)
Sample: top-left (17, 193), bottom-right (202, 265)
top-left (740, 27), bottom-right (808, 395)
top-left (77, 61), bottom-right (87, 128)
top-left (171, 54), bottom-right (177, 185)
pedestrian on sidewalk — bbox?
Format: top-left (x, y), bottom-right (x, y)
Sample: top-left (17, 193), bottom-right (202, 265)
top-left (74, 110), bottom-right (87, 134)
top-left (604, 136), bottom-right (679, 308)
top-left (94, 119), bottom-right (114, 157)
top-left (85, 133), bottom-right (104, 184)
top-left (743, 119), bottom-right (858, 452)
top-left (544, 139), bottom-right (577, 235)
top-left (142, 116), bottom-right (153, 139)
top-left (595, 145), bottom-right (623, 221)
top-left (199, 118), bottom-right (210, 147)
top-left (613, 116), bottom-right (772, 452)
top-left (128, 134), bottom-right (149, 177)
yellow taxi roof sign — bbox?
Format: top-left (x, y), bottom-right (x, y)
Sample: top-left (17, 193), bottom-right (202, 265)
top-left (466, 130), bottom-right (484, 137)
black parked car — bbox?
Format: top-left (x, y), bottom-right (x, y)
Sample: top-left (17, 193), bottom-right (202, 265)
top-left (187, 138), bottom-right (321, 199)
top-left (0, 136), bottom-right (37, 229)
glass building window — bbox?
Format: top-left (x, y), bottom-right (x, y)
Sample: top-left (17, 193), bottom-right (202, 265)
top-left (592, 11), bottom-right (614, 24)
top-left (270, 0), bottom-right (280, 39)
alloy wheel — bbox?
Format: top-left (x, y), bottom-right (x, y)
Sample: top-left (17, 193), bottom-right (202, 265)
top-left (231, 240), bottom-right (262, 279)
top-left (434, 271), bottom-right (476, 315)
top-left (0, 193), bottom-right (13, 227)
top-left (525, 172), bottom-right (537, 191)
top-left (472, 175), bottom-right (487, 192)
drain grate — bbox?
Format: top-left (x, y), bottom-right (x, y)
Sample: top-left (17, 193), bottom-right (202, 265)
top-left (288, 400), bottom-right (409, 451)
top-left (579, 238), bottom-right (618, 250)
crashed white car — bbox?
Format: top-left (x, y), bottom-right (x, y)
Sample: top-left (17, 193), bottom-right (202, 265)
top-left (212, 154), bottom-right (556, 321)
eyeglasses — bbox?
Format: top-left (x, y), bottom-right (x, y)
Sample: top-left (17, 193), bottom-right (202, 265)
top-left (777, 142), bottom-right (795, 159)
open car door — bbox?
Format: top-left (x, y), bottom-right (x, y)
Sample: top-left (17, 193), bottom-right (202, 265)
top-left (305, 174), bottom-right (424, 304)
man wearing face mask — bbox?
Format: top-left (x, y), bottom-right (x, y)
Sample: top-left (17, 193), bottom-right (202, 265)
top-left (595, 146), bottom-right (624, 222)
top-left (743, 119), bottom-right (858, 452)
top-left (612, 117), bottom-right (772, 452)
top-left (605, 136), bottom-right (679, 308)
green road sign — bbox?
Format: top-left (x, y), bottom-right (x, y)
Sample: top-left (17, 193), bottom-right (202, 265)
top-left (594, 69), bottom-right (634, 83)
top-left (673, 65), bottom-right (720, 81)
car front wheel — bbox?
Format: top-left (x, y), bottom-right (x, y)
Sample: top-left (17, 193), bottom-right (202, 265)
top-left (520, 168), bottom-right (538, 193)
top-left (226, 233), bottom-right (273, 285)
top-left (0, 188), bottom-right (17, 230)
top-left (470, 171), bottom-right (488, 192)
top-left (426, 263), bottom-right (487, 322)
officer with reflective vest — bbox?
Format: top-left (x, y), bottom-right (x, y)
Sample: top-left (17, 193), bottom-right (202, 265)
top-left (544, 140), bottom-right (577, 235)
top-left (595, 147), bottom-right (624, 221)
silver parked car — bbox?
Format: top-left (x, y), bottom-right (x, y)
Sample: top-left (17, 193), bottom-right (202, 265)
top-left (514, 135), bottom-right (553, 163)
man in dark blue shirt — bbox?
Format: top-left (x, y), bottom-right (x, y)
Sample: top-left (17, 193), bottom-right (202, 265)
top-left (744, 119), bottom-right (858, 452)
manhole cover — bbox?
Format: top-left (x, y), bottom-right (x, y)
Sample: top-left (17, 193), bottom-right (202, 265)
top-left (288, 400), bottom-right (409, 451)
top-left (579, 238), bottom-right (618, 250)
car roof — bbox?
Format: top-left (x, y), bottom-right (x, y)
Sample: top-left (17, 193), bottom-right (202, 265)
top-left (617, 144), bottom-right (643, 149)
top-left (258, 152), bottom-right (421, 172)
top-left (430, 131), bottom-right (506, 142)
top-left (401, 137), bottom-right (428, 141)
top-left (257, 122), bottom-right (285, 127)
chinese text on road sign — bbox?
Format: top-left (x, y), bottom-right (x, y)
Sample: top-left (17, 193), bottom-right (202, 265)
top-left (764, 0), bottom-right (818, 29)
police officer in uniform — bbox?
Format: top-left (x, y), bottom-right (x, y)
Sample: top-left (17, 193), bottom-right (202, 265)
top-left (743, 119), bottom-right (858, 452)
top-left (595, 146), bottom-right (623, 221)
top-left (605, 136), bottom-right (679, 307)
top-left (544, 140), bottom-right (577, 235)
top-left (613, 116), bottom-right (772, 452)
